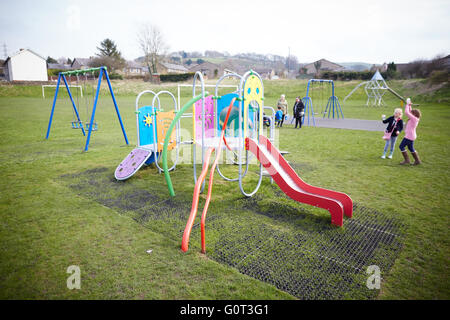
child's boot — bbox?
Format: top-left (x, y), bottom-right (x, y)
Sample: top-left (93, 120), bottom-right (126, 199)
top-left (411, 151), bottom-right (421, 165)
top-left (387, 151), bottom-right (394, 159)
top-left (381, 151), bottom-right (386, 159)
top-left (400, 151), bottom-right (410, 165)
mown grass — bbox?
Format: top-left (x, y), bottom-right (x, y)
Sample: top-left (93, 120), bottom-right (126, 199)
top-left (0, 79), bottom-right (449, 299)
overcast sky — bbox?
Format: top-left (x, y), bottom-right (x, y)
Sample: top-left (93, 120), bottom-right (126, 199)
top-left (1, 0), bottom-right (449, 64)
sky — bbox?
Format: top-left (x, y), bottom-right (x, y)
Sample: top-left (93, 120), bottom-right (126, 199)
top-left (1, 0), bottom-right (449, 64)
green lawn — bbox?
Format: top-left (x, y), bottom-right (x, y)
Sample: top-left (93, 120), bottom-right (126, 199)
top-left (0, 79), bottom-right (448, 299)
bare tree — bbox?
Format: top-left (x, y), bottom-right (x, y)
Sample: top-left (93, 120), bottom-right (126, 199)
top-left (314, 60), bottom-right (322, 77)
top-left (137, 24), bottom-right (168, 79)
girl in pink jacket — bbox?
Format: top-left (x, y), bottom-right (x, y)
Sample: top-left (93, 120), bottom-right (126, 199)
top-left (399, 98), bottom-right (422, 165)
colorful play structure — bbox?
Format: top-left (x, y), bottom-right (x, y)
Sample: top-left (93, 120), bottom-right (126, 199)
top-left (148, 70), bottom-right (353, 253)
top-left (112, 70), bottom-right (352, 253)
top-left (45, 66), bottom-right (129, 152)
top-left (343, 70), bottom-right (408, 107)
top-left (114, 90), bottom-right (183, 180)
top-left (300, 79), bottom-right (344, 126)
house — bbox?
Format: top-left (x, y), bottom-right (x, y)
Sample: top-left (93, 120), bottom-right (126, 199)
top-left (0, 59), bottom-right (4, 79)
top-left (47, 63), bottom-right (72, 71)
top-left (3, 48), bottom-right (48, 81)
top-left (370, 63), bottom-right (388, 72)
top-left (71, 57), bottom-right (94, 70)
top-left (157, 62), bottom-right (189, 74)
top-left (220, 59), bottom-right (246, 75)
top-left (122, 60), bottom-right (145, 75)
top-left (302, 58), bottom-right (345, 75)
top-left (253, 68), bottom-right (275, 80)
top-left (188, 61), bottom-right (223, 78)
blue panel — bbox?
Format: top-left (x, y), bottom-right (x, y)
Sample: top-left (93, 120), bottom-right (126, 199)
top-left (138, 106), bottom-right (157, 146)
top-left (145, 152), bottom-right (157, 165)
top-left (217, 93), bottom-right (240, 137)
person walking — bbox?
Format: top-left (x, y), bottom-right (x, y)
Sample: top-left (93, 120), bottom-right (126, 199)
top-left (277, 94), bottom-right (288, 127)
top-left (293, 97), bottom-right (305, 129)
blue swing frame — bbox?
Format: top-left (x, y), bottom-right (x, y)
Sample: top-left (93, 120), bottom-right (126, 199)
top-left (302, 79), bottom-right (345, 126)
top-left (45, 66), bottom-right (129, 151)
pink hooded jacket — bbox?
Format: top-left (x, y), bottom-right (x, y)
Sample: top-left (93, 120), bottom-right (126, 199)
top-left (404, 103), bottom-right (419, 141)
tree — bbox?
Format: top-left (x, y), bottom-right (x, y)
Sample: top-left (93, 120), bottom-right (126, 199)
top-left (285, 55), bottom-right (299, 72)
top-left (89, 56), bottom-right (125, 74)
top-left (47, 56), bottom-right (58, 64)
top-left (95, 38), bottom-right (125, 72)
top-left (197, 58), bottom-right (205, 64)
top-left (314, 60), bottom-right (322, 77)
top-left (137, 23), bottom-right (168, 78)
top-left (185, 59), bottom-right (192, 66)
top-left (387, 62), bottom-right (396, 72)
top-left (96, 38), bottom-right (122, 59)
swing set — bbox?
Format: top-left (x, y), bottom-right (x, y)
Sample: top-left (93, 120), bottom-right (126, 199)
top-left (301, 79), bottom-right (344, 126)
top-left (45, 66), bottom-right (129, 151)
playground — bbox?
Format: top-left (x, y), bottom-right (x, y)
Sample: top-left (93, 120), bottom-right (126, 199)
top-left (0, 75), bottom-right (449, 300)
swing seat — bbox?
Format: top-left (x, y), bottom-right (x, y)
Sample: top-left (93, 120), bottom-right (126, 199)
top-left (85, 122), bottom-right (98, 131)
top-left (71, 121), bottom-right (83, 129)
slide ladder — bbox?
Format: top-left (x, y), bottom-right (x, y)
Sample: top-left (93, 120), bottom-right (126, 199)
top-left (247, 135), bottom-right (352, 226)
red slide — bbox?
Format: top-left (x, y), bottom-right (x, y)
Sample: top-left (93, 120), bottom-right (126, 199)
top-left (246, 135), bottom-right (352, 226)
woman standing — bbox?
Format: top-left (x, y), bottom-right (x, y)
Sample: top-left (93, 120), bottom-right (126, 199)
top-left (293, 97), bottom-right (305, 129)
top-left (276, 94), bottom-right (288, 127)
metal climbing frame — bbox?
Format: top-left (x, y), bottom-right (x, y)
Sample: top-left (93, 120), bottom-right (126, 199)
top-left (151, 91), bottom-right (180, 173)
top-left (238, 70), bottom-right (264, 197)
top-left (162, 70), bottom-right (272, 198)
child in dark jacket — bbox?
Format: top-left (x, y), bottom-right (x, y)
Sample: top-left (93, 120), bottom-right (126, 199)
top-left (381, 108), bottom-right (403, 159)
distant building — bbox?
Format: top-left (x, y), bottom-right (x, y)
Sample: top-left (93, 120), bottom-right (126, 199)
top-left (71, 57), bottom-right (94, 70)
top-left (47, 63), bottom-right (72, 71)
top-left (438, 54), bottom-right (450, 69)
top-left (253, 68), bottom-right (275, 79)
top-left (3, 48), bottom-right (48, 81)
top-left (370, 63), bottom-right (388, 72)
top-left (302, 58), bottom-right (345, 75)
top-left (189, 61), bottom-right (223, 78)
top-left (0, 59), bottom-right (5, 79)
top-left (220, 59), bottom-right (246, 75)
top-left (122, 60), bottom-right (145, 75)
top-left (157, 62), bottom-right (189, 74)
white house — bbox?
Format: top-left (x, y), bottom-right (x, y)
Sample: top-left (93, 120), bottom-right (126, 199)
top-left (3, 48), bottom-right (48, 81)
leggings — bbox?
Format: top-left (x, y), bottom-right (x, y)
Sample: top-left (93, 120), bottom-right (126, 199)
top-left (279, 114), bottom-right (285, 127)
top-left (399, 138), bottom-right (415, 153)
top-left (295, 117), bottom-right (302, 128)
top-left (383, 136), bottom-right (398, 153)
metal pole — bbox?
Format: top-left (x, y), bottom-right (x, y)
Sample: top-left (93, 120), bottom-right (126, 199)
top-left (104, 67), bottom-right (129, 146)
top-left (84, 68), bottom-right (103, 151)
top-left (45, 73), bottom-right (61, 139)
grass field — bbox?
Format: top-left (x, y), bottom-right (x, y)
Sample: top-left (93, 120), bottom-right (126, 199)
top-left (0, 78), bottom-right (448, 299)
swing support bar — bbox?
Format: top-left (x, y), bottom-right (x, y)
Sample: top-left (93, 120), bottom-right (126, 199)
top-left (45, 66), bottom-right (129, 151)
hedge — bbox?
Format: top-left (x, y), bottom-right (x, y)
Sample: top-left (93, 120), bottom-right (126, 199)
top-left (160, 73), bottom-right (195, 82)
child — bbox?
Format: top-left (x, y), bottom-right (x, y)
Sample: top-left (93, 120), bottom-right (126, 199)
top-left (275, 106), bottom-right (283, 127)
top-left (276, 94), bottom-right (288, 127)
top-left (381, 108), bottom-right (403, 159)
top-left (399, 98), bottom-right (422, 165)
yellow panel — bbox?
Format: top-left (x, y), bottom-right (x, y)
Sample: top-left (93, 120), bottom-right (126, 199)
top-left (243, 74), bottom-right (263, 138)
top-left (156, 111), bottom-right (176, 152)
